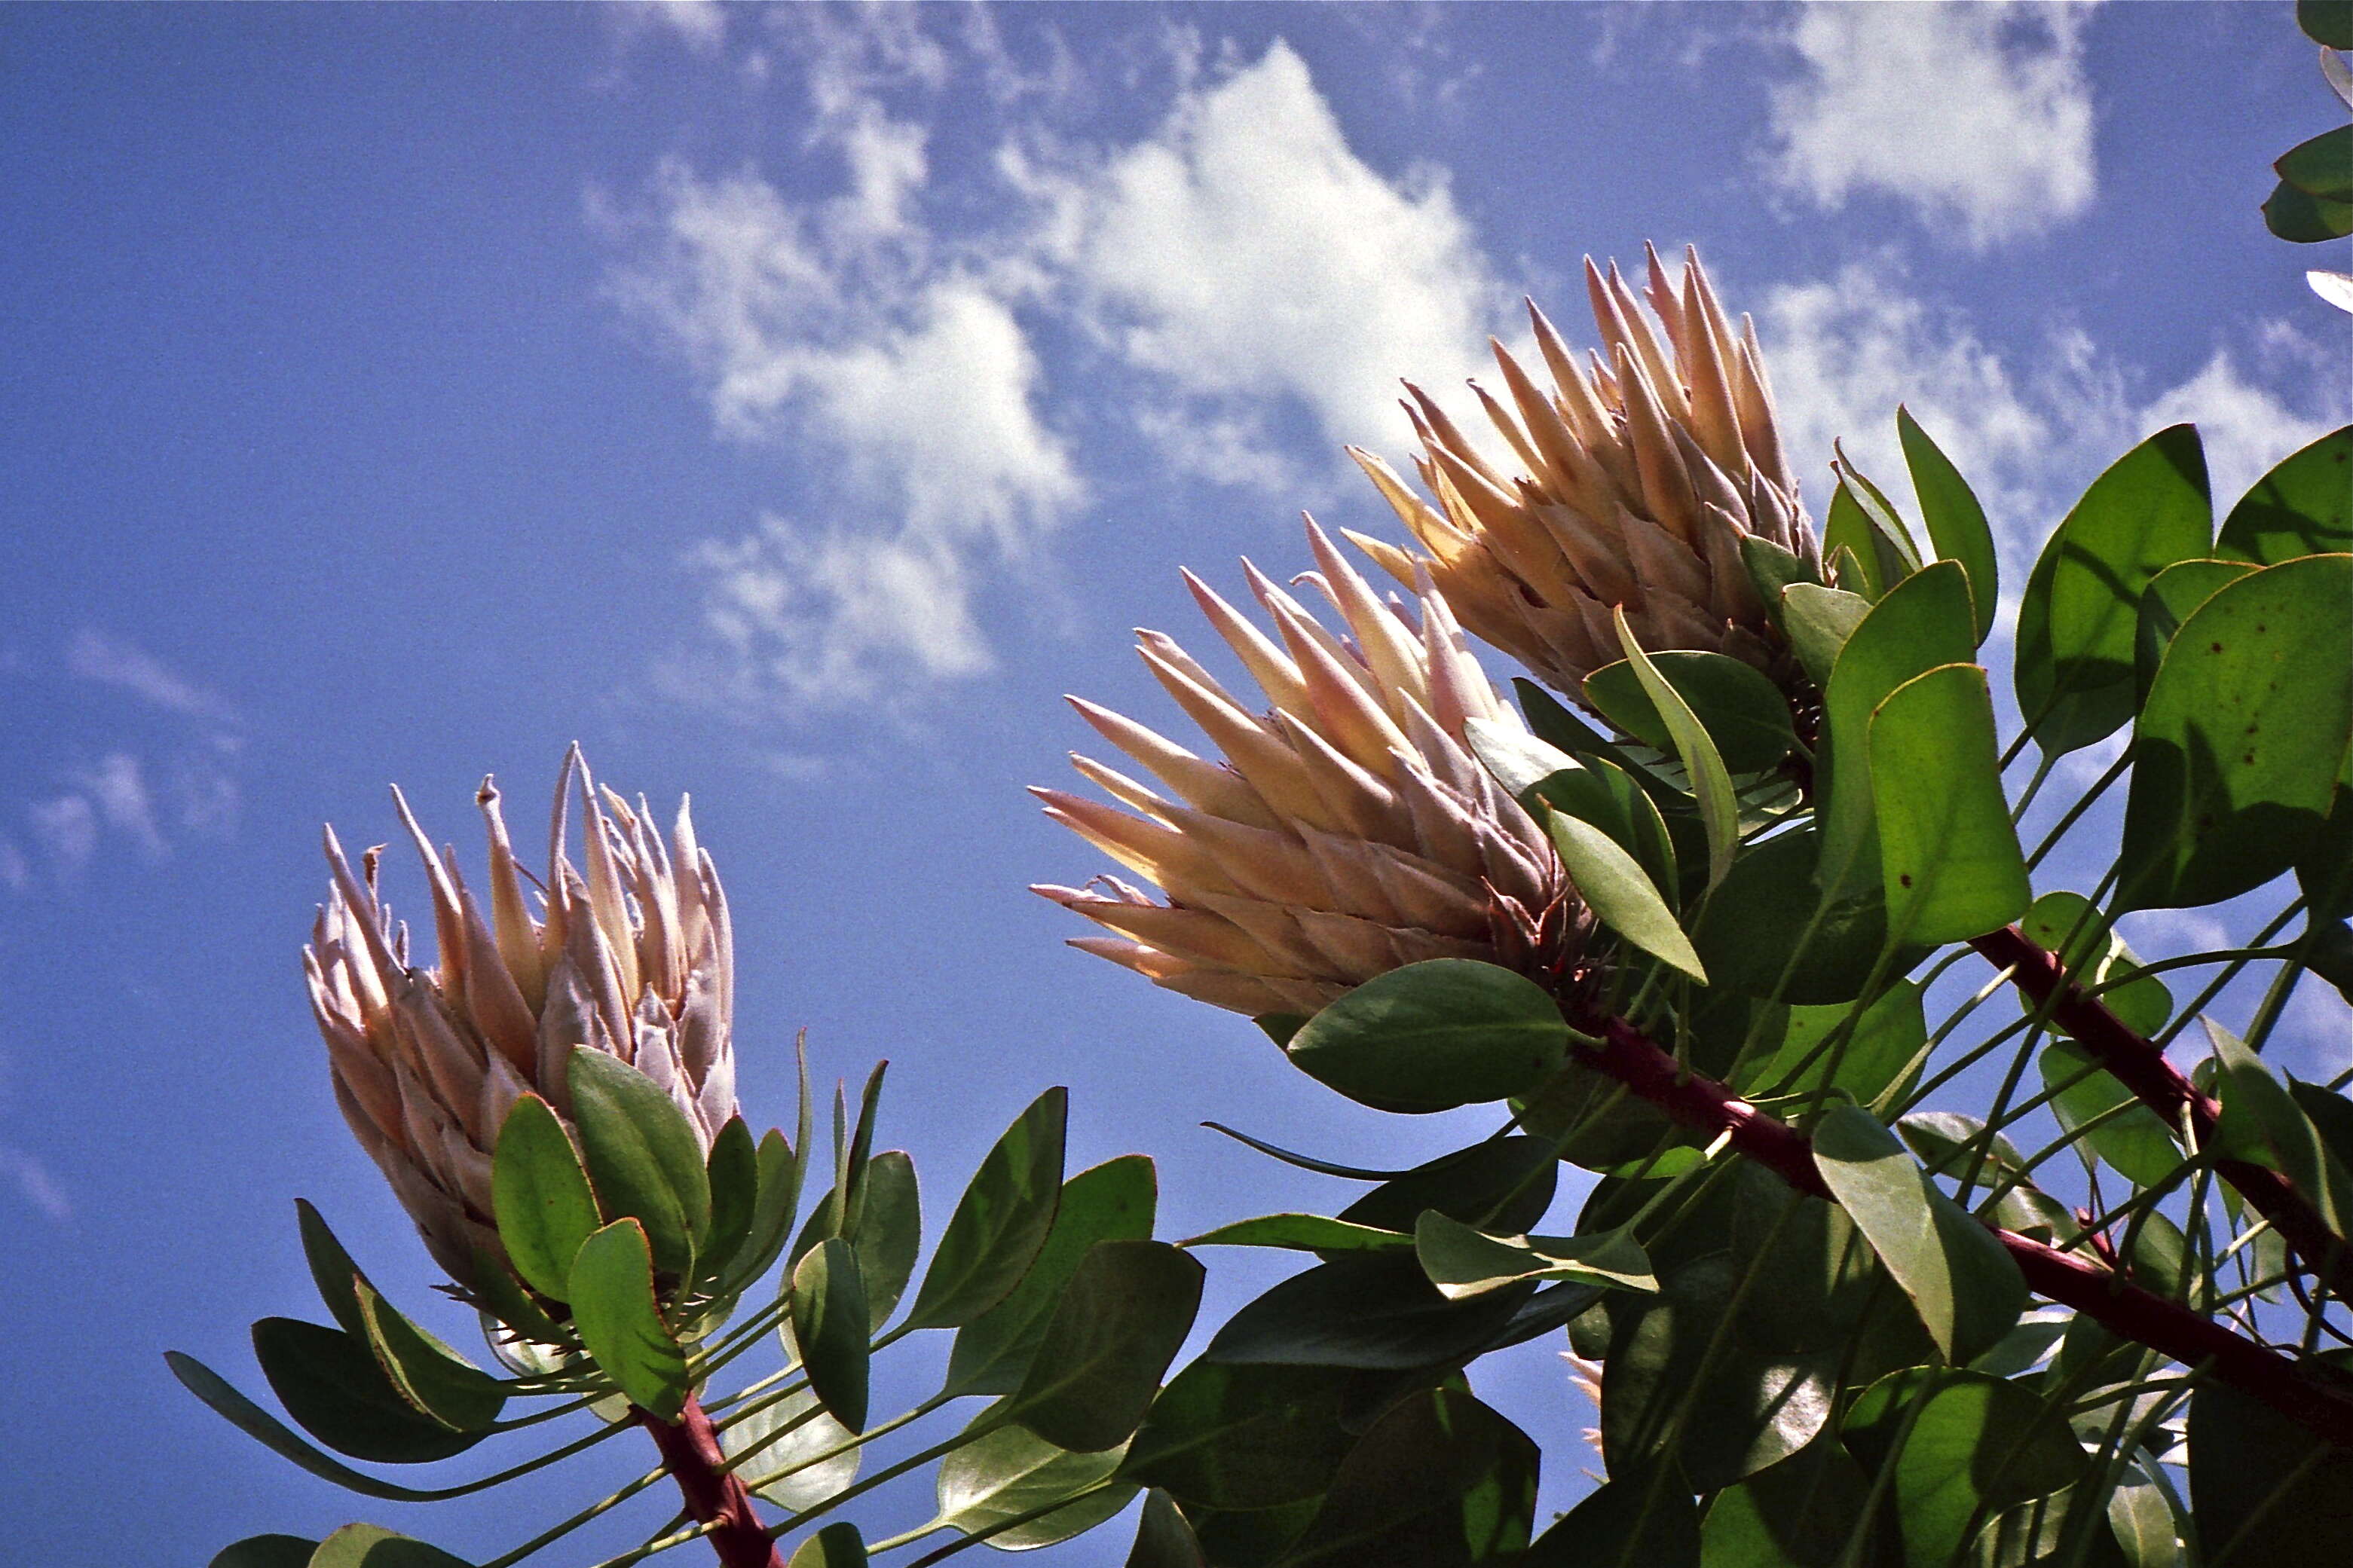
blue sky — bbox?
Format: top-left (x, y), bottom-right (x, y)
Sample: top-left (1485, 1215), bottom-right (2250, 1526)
top-left (1, 3), bottom-right (2345, 1562)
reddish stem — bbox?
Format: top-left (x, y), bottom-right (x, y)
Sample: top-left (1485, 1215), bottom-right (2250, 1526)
top-left (635, 1394), bottom-right (784, 1568)
top-left (1583, 1018), bottom-right (2353, 1447)
top-left (1972, 925), bottom-right (2353, 1300)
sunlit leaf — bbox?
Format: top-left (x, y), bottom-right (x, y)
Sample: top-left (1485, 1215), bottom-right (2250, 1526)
top-left (1008, 1240), bottom-right (1203, 1453)
top-left (904, 1087), bottom-right (1067, 1331)
top-left (937, 1416), bottom-right (1133, 1549)
top-left (568, 1218), bottom-right (687, 1423)
top-left (1871, 662), bottom-right (2030, 944)
top-left (568, 1046), bottom-right (711, 1279)
top-left (790, 1236), bottom-right (871, 1434)
top-left (1899, 406), bottom-right (2000, 646)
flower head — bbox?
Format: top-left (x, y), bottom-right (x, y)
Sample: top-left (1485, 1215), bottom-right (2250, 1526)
top-left (304, 749), bottom-right (735, 1288)
top-left (1034, 523), bottom-right (1586, 1019)
top-left (1347, 246), bottom-right (1819, 693)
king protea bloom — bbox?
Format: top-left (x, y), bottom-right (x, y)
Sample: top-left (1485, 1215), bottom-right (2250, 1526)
top-left (304, 750), bottom-right (736, 1289)
top-left (1033, 523), bottom-right (1585, 1020)
top-left (1347, 245), bottom-right (1819, 694)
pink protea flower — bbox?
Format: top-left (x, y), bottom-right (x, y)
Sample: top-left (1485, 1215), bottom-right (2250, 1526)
top-left (303, 750), bottom-right (735, 1288)
top-left (1034, 523), bottom-right (1587, 1020)
top-left (1347, 246), bottom-right (1819, 694)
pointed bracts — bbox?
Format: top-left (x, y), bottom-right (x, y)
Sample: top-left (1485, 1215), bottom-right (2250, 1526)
top-left (1036, 523), bottom-right (1589, 1020)
top-left (304, 749), bottom-right (736, 1288)
top-left (1348, 246), bottom-right (1820, 695)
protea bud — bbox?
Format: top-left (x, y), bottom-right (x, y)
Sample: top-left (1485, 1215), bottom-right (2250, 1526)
top-left (1033, 522), bottom-right (1587, 1020)
top-left (304, 749), bottom-right (735, 1289)
top-left (1345, 245), bottom-right (1819, 695)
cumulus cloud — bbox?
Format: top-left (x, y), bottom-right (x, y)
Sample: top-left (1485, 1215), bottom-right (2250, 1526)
top-left (607, 29), bottom-right (1506, 720)
top-left (67, 628), bottom-right (237, 724)
top-left (1755, 262), bottom-right (2342, 567)
top-left (1767, 2), bottom-right (2100, 249)
top-left (1043, 39), bottom-right (1499, 463)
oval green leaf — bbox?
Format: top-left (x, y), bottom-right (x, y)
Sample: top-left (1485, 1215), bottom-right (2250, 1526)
top-left (490, 1093), bottom-right (601, 1303)
top-left (1120, 1359), bottom-right (1360, 1511)
top-left (308, 1524), bottom-right (477, 1568)
top-left (947, 1155), bottom-right (1158, 1397)
top-left (568, 1218), bottom-right (688, 1423)
top-left (1869, 662), bottom-right (2030, 944)
top-left (2216, 426), bottom-right (2351, 564)
top-left (937, 1416), bottom-right (1134, 1549)
top-left (790, 1236), bottom-right (871, 1434)
top-left (1583, 651), bottom-right (1798, 775)
top-left (1614, 607), bottom-right (1740, 891)
top-left (2120, 553), bottom-right (2353, 910)
top-left (1007, 1239), bottom-right (1204, 1453)
top-left (904, 1087), bottom-right (1067, 1331)
top-left (1899, 406), bottom-right (1999, 646)
top-left (1284, 958), bottom-right (1568, 1114)
top-left (568, 1047), bottom-right (711, 1279)
top-left (1546, 805), bottom-right (1707, 980)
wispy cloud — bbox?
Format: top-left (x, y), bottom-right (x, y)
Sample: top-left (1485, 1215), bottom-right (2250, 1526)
top-left (5, 631), bottom-right (244, 888)
top-left (1766, 2), bottom-right (2100, 250)
top-left (0, 1144), bottom-right (70, 1223)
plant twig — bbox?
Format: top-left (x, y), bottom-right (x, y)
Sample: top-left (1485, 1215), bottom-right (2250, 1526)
top-left (635, 1395), bottom-right (785, 1568)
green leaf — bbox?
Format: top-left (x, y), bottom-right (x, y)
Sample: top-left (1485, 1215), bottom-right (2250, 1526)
top-left (2208, 1019), bottom-right (2353, 1235)
top-left (938, 1416), bottom-right (1133, 1549)
top-left (1616, 607), bottom-right (1741, 891)
top-left (567, 1218), bottom-right (688, 1422)
top-left (350, 1277), bottom-right (504, 1434)
top-left (1823, 481), bottom-right (1895, 600)
top-left (306, 1524), bottom-right (476, 1568)
top-left (1729, 1163), bottom-right (1935, 1379)
top-left (1008, 1239), bottom-right (1203, 1453)
top-left (1781, 583), bottom-right (1874, 691)
top-left (295, 1202), bottom-right (375, 1341)
top-left (903, 1087), bottom-right (1067, 1330)
top-left (2039, 1041), bottom-right (2184, 1188)
top-left (2264, 178), bottom-right (2353, 242)
top-left (786, 1524), bottom-right (867, 1568)
top-left (568, 1047), bottom-right (711, 1279)
top-left (2015, 425), bottom-right (2212, 756)
top-left (167, 1349), bottom-right (461, 1499)
top-left (1691, 828), bottom-right (1894, 1004)
top-left (1523, 753), bottom-right (1681, 906)
top-left (1338, 1137), bottom-right (1559, 1238)
top-left (2135, 558), bottom-right (2259, 703)
top-left (1843, 1370), bottom-right (2090, 1568)
top-left (2120, 554), bottom-right (2353, 910)
top-left (1899, 406), bottom-right (2000, 646)
top-left (1180, 1213), bottom-right (1412, 1254)
top-left (790, 1236), bottom-right (871, 1434)
top-left (249, 1319), bottom-right (482, 1464)
top-left (1205, 1254), bottom-right (1532, 1371)
top-left (721, 1128), bottom-right (803, 1297)
top-left (947, 1155), bottom-right (1158, 1396)
top-left (2106, 1456), bottom-right (2180, 1568)
top-left (210, 1537), bottom-right (320, 1568)
top-left (1733, 979), bottom-right (1926, 1107)
top-left (1121, 1359), bottom-right (1360, 1511)
top-left (697, 1115), bottom-right (761, 1285)
top-left (1697, 1437), bottom-right (1872, 1568)
top-left (2188, 1347), bottom-right (2353, 1561)
top-left (1284, 958), bottom-right (1567, 1114)
top-left (1280, 1386), bottom-right (1540, 1566)
top-left (1582, 652), bottom-right (1798, 774)
top-left (1602, 1253), bottom-right (1839, 1492)
top-left (2302, 0), bottom-right (2353, 47)
top-left (1871, 663), bottom-right (2030, 944)
top-left (1127, 1490), bottom-right (1208, 1568)
top-left (1811, 1105), bottom-right (2026, 1362)
top-left (2217, 426), bottom-right (2351, 564)
top-left (488, 1093), bottom-right (602, 1301)
top-left (1413, 1212), bottom-right (1655, 1299)
top-left (2278, 124), bottom-right (2353, 200)
top-left (1544, 805), bottom-right (1707, 980)
top-left (1743, 533), bottom-right (1822, 631)
top-left (1820, 560), bottom-right (1979, 894)
top-left (1527, 1475), bottom-right (1700, 1566)
top-left (850, 1151), bottom-right (919, 1330)
top-left (720, 1387), bottom-right (858, 1511)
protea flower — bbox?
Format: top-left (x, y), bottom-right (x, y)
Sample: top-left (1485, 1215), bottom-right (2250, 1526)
top-left (303, 749), bottom-right (736, 1288)
top-left (1346, 245), bottom-right (1819, 695)
top-left (1033, 523), bottom-right (1586, 1020)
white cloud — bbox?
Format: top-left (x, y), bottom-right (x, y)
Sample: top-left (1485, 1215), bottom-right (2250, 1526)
top-left (74, 753), bottom-right (166, 859)
top-left (27, 794), bottom-right (97, 877)
top-left (1767, 2), bottom-right (2100, 250)
top-left (67, 628), bottom-right (237, 723)
top-left (1044, 40), bottom-right (1501, 471)
top-left (0, 1144), bottom-right (69, 1222)
top-left (1756, 262), bottom-right (2342, 568)
top-left (608, 30), bottom-right (1504, 720)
